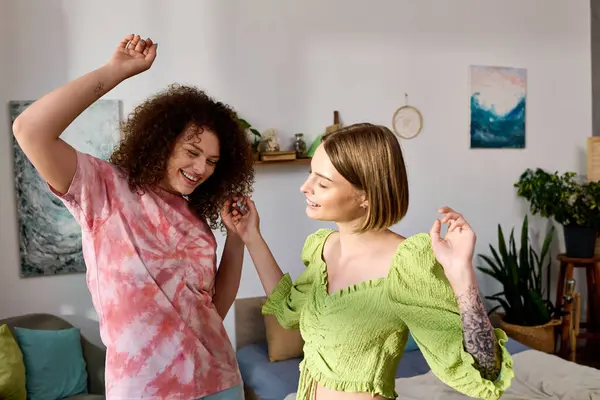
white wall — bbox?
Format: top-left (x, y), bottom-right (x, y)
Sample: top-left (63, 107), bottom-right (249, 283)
top-left (0, 0), bottom-right (591, 347)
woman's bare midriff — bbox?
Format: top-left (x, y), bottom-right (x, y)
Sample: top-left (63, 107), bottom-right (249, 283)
top-left (316, 384), bottom-right (390, 400)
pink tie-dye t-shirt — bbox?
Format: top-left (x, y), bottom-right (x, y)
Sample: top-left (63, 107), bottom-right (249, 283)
top-left (50, 150), bottom-right (242, 399)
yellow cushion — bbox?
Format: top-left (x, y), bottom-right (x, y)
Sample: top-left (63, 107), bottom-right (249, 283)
top-left (263, 314), bottom-right (304, 362)
top-left (0, 324), bottom-right (27, 400)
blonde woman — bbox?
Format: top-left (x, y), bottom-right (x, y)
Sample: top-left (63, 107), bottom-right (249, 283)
top-left (228, 123), bottom-right (513, 400)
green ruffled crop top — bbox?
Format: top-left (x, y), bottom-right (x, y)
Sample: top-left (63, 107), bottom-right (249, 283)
top-left (262, 229), bottom-right (514, 400)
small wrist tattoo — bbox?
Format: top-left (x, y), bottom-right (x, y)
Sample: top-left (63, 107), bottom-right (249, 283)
top-left (93, 82), bottom-right (105, 97)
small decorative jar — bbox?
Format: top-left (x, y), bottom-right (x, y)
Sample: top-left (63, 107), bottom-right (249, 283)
top-left (294, 133), bottom-right (307, 157)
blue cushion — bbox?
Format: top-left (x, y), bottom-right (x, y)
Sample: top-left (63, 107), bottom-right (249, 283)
top-left (404, 332), bottom-right (418, 352)
top-left (237, 343), bottom-right (300, 400)
top-left (14, 327), bottom-right (88, 400)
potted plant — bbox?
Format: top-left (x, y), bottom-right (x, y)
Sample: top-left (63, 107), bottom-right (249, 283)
top-left (477, 215), bottom-right (563, 353)
top-left (239, 118), bottom-right (262, 160)
top-left (514, 168), bottom-right (600, 258)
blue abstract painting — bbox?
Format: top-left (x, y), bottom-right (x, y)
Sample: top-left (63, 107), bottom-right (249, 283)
top-left (9, 100), bottom-right (121, 277)
top-left (469, 65), bottom-right (526, 149)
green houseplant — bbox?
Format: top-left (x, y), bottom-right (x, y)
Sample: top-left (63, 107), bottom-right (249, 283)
top-left (477, 215), bottom-right (563, 352)
top-left (514, 168), bottom-right (600, 258)
top-left (239, 118), bottom-right (262, 154)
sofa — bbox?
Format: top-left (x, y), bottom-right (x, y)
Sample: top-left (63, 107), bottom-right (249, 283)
top-left (0, 313), bottom-right (106, 399)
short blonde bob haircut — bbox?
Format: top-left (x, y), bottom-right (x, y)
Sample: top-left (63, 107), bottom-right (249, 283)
top-left (322, 123), bottom-right (409, 232)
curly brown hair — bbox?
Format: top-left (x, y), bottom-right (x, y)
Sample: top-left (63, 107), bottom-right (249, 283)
top-left (109, 84), bottom-right (255, 230)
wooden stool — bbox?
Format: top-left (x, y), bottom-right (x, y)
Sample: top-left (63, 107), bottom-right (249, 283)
top-left (556, 254), bottom-right (600, 356)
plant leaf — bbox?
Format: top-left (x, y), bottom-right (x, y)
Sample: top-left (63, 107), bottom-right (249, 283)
top-left (478, 254), bottom-right (503, 277)
top-left (477, 267), bottom-right (501, 282)
top-left (497, 224), bottom-right (508, 260)
top-left (489, 245), bottom-right (503, 271)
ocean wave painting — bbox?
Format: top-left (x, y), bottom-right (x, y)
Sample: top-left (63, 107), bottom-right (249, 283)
top-left (469, 65), bottom-right (526, 149)
top-left (9, 99), bottom-right (121, 277)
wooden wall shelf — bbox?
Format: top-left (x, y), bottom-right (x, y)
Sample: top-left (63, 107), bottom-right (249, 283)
top-left (254, 158), bottom-right (312, 165)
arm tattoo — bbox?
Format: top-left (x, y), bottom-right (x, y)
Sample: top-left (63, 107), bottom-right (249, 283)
top-left (455, 284), bottom-right (502, 381)
top-left (93, 82), bottom-right (105, 97)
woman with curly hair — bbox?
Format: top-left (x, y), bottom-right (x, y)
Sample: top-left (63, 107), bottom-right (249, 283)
top-left (13, 33), bottom-right (253, 400)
